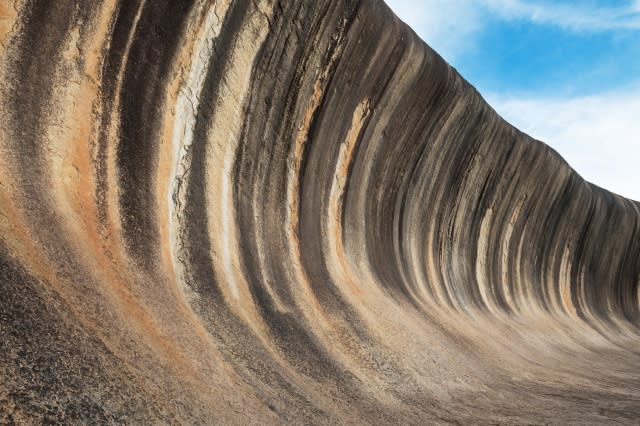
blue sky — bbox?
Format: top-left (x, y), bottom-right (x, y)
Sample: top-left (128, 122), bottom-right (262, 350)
top-left (385, 0), bottom-right (640, 201)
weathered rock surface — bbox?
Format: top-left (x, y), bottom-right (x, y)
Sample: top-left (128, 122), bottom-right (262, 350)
top-left (0, 0), bottom-right (639, 423)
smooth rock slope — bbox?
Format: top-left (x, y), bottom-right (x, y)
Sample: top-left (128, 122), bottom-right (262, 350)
top-left (0, 0), bottom-right (639, 423)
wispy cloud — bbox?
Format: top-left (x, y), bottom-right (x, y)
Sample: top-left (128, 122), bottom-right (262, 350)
top-left (488, 86), bottom-right (640, 201)
top-left (482, 0), bottom-right (640, 31)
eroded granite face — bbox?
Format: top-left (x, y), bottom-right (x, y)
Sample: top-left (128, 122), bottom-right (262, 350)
top-left (0, 0), bottom-right (638, 423)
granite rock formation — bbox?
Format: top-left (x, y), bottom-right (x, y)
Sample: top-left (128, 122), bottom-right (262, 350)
top-left (1, 0), bottom-right (639, 423)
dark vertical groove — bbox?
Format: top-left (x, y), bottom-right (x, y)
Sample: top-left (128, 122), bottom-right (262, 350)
top-left (116, 0), bottom-right (195, 270)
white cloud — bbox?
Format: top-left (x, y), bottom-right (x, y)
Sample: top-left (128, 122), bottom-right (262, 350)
top-left (487, 86), bottom-right (640, 201)
top-left (482, 0), bottom-right (640, 31)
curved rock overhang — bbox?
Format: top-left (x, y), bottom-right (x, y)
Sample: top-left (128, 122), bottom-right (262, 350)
top-left (0, 0), bottom-right (638, 423)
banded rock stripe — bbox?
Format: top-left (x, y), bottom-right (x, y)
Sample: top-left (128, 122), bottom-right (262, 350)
top-left (0, 0), bottom-right (639, 423)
